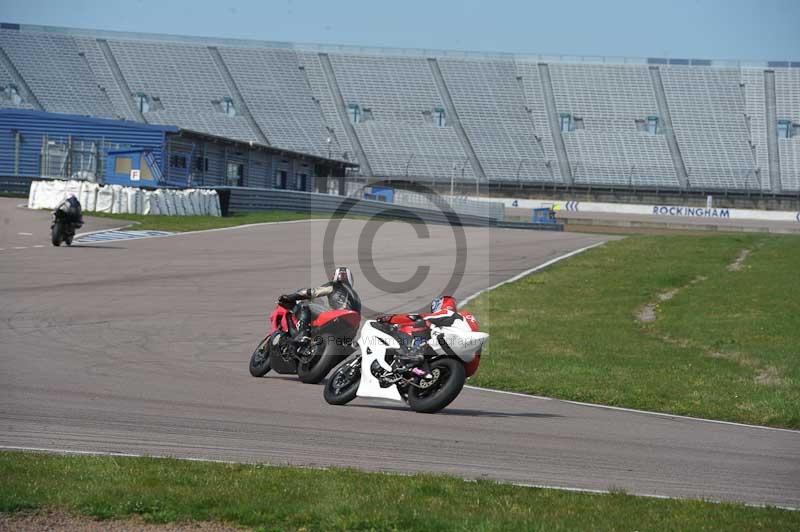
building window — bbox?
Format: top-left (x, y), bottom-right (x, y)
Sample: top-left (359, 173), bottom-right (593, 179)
top-left (348, 103), bottom-right (361, 124)
top-left (134, 92), bottom-right (149, 113)
top-left (227, 162), bottom-right (244, 186)
top-left (276, 170), bottom-right (288, 189)
top-left (139, 155), bottom-right (154, 180)
top-left (434, 107), bottom-right (446, 127)
top-left (114, 156), bottom-right (133, 174)
top-left (169, 154), bottom-right (187, 169)
top-left (194, 156), bottom-right (209, 172)
top-left (647, 116), bottom-right (659, 135)
top-left (296, 173), bottom-right (307, 191)
top-left (573, 117), bottom-right (585, 130)
top-left (778, 119), bottom-right (791, 139)
top-left (560, 113), bottom-right (572, 132)
top-left (2, 84), bottom-right (22, 105)
top-left (222, 97), bottom-right (236, 117)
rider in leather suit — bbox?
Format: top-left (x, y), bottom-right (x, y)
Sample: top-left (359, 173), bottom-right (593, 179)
top-left (376, 296), bottom-right (464, 365)
top-left (278, 267), bottom-right (361, 344)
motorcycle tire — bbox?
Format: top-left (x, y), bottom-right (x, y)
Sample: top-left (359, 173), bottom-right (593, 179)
top-left (51, 221), bottom-right (63, 247)
top-left (65, 231), bottom-right (74, 246)
top-left (297, 339), bottom-right (342, 384)
top-left (323, 352), bottom-right (361, 405)
top-left (248, 335), bottom-right (272, 377)
top-left (407, 357), bottom-right (466, 414)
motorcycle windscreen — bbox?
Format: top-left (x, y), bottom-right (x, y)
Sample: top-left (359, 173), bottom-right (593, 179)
top-left (356, 346), bottom-right (403, 402)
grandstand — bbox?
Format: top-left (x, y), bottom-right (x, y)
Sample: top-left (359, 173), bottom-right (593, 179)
top-left (1, 22), bottom-right (798, 194)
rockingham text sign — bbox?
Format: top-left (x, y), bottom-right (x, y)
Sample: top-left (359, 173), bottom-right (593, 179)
top-left (652, 205), bottom-right (731, 218)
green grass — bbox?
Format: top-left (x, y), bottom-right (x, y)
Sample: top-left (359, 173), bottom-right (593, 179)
top-left (1, 451), bottom-right (796, 531)
top-left (465, 234), bottom-right (800, 429)
top-left (84, 210), bottom-right (327, 232)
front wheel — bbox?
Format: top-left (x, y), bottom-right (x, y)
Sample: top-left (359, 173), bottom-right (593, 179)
top-left (51, 221), bottom-right (63, 247)
top-left (323, 352), bottom-right (361, 405)
top-left (407, 358), bottom-right (466, 414)
top-left (248, 335), bottom-right (272, 377)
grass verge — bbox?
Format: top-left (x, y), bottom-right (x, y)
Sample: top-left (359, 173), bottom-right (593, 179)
top-left (1, 451), bottom-right (796, 531)
top-left (84, 211), bottom-right (327, 232)
top-left (465, 233), bottom-right (800, 429)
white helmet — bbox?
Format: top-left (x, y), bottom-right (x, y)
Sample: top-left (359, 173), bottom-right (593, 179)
top-left (332, 266), bottom-right (354, 286)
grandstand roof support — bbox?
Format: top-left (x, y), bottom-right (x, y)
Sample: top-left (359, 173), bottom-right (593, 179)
top-left (96, 39), bottom-right (146, 123)
top-left (648, 66), bottom-right (689, 189)
top-left (0, 44), bottom-right (44, 110)
top-left (318, 52), bottom-right (373, 177)
top-left (537, 63), bottom-right (573, 185)
top-left (207, 46), bottom-right (271, 147)
top-left (427, 57), bottom-right (487, 183)
top-left (763, 70), bottom-right (782, 193)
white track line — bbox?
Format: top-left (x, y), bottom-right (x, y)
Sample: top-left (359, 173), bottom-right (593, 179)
top-left (460, 243), bottom-right (800, 435)
top-left (74, 218), bottom-right (331, 244)
top-left (1, 445), bottom-right (794, 510)
top-left (460, 241), bottom-right (606, 307)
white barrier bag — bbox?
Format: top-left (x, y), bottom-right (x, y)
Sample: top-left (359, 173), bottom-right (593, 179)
top-left (79, 182), bottom-right (97, 212)
top-left (95, 185), bottom-right (114, 213)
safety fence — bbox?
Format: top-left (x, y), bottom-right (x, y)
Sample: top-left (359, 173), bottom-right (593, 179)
top-left (218, 187), bottom-right (561, 231)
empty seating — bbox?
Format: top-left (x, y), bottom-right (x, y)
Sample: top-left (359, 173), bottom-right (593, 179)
top-left (548, 63), bottom-right (678, 188)
top-left (661, 67), bottom-right (758, 189)
top-left (774, 69), bottom-right (800, 191)
top-left (0, 30), bottom-right (115, 117)
top-left (327, 54), bottom-right (473, 180)
top-left (438, 58), bottom-right (555, 183)
top-left (2, 25), bottom-right (796, 193)
top-left (219, 47), bottom-right (332, 157)
top-left (107, 39), bottom-right (259, 142)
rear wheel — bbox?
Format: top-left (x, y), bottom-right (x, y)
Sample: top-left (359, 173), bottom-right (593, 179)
top-left (407, 358), bottom-right (466, 414)
top-left (323, 352), bottom-right (361, 405)
top-left (248, 335), bottom-right (272, 377)
top-left (51, 221), bottom-right (63, 247)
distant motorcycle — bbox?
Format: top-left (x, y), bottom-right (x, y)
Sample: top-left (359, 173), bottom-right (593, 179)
top-left (249, 299), bottom-right (361, 384)
top-left (51, 196), bottom-right (83, 247)
top-left (323, 312), bottom-right (488, 413)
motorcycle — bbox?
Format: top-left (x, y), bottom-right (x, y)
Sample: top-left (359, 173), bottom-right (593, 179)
top-left (249, 299), bottom-right (361, 384)
top-left (50, 207), bottom-right (82, 247)
top-left (323, 312), bottom-right (488, 413)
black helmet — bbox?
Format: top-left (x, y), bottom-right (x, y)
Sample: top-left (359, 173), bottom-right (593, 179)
top-left (332, 266), bottom-right (354, 286)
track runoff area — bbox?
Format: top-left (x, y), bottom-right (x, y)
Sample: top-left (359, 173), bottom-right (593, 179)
top-left (1, 201), bottom-right (798, 511)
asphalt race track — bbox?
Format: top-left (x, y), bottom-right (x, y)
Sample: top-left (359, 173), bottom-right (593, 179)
top-left (1, 198), bottom-right (798, 509)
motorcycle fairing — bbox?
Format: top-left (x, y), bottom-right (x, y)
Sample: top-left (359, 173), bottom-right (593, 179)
top-left (356, 321), bottom-right (404, 402)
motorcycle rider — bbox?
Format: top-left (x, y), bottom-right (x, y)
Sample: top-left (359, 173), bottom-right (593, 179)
top-left (278, 266), bottom-right (361, 347)
top-left (55, 194), bottom-right (84, 228)
top-left (376, 295), bottom-right (466, 366)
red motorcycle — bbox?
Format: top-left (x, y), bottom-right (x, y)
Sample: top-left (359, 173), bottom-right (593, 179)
top-left (249, 300), bottom-right (361, 384)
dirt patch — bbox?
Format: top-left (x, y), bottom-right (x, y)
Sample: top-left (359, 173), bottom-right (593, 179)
top-left (708, 350), bottom-right (761, 369)
top-left (657, 288), bottom-right (679, 302)
top-left (0, 510), bottom-right (244, 532)
top-left (636, 303), bottom-right (657, 323)
top-left (727, 249), bottom-right (751, 272)
top-left (755, 366), bottom-right (784, 386)
top-left (635, 275), bottom-right (711, 325)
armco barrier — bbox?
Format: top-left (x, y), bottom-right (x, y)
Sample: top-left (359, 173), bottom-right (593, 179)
top-left (219, 187), bottom-right (560, 230)
top-left (0, 175), bottom-right (37, 196)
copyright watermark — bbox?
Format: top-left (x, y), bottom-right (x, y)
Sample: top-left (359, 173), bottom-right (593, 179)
top-left (320, 179), bottom-right (473, 316)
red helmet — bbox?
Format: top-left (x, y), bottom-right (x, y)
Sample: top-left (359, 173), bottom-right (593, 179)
top-left (430, 296), bottom-right (457, 313)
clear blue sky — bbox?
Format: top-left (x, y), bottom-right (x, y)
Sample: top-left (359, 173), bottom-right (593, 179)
top-left (1, 0), bottom-right (798, 61)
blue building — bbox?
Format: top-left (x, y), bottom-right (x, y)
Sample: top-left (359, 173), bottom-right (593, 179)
top-left (0, 109), bottom-right (352, 190)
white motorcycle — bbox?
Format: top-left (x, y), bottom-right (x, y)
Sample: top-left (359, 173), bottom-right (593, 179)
top-left (323, 315), bottom-right (489, 413)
